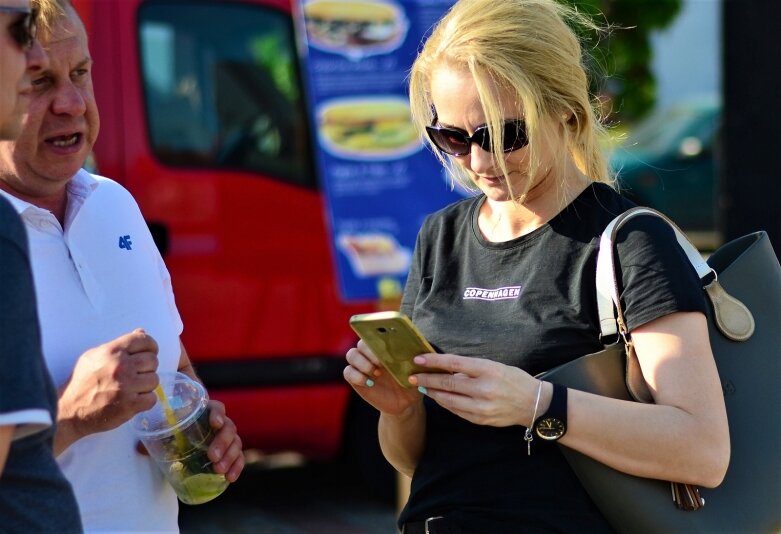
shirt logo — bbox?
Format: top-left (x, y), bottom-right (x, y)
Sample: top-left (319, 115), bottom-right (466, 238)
top-left (463, 286), bottom-right (522, 301)
top-left (118, 235), bottom-right (133, 250)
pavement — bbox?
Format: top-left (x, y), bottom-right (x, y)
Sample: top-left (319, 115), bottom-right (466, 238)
top-left (179, 459), bottom-right (398, 533)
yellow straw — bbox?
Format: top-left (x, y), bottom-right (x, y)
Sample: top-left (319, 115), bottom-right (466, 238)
top-left (155, 385), bottom-right (178, 426)
top-left (155, 384), bottom-right (187, 451)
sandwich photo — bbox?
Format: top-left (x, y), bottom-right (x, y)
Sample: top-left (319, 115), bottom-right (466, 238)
top-left (303, 0), bottom-right (408, 56)
top-left (317, 97), bottom-right (421, 159)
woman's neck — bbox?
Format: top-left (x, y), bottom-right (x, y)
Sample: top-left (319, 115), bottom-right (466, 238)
top-left (479, 166), bottom-right (590, 242)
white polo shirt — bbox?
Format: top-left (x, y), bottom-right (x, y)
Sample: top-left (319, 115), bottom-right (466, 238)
top-left (0, 169), bottom-right (183, 532)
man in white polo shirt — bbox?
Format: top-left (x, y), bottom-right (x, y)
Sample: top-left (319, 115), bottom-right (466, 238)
top-left (0, 1), bottom-right (244, 530)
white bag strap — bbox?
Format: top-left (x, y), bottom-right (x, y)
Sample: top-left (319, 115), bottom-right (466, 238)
top-left (597, 207), bottom-right (711, 338)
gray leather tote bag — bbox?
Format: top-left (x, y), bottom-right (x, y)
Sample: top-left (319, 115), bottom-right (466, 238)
top-left (540, 208), bottom-right (781, 533)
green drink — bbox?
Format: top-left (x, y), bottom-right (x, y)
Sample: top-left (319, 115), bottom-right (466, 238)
top-left (133, 373), bottom-right (229, 505)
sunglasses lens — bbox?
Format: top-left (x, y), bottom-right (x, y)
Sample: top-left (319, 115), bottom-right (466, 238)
top-left (427, 127), bottom-right (470, 156)
top-left (501, 121), bottom-right (528, 152)
top-left (10, 11), bottom-right (35, 49)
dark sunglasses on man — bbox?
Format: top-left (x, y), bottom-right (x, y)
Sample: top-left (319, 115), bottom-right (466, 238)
top-left (0, 5), bottom-right (38, 50)
top-left (426, 114), bottom-right (529, 157)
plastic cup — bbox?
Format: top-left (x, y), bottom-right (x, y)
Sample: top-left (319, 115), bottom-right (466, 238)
top-left (132, 372), bottom-right (228, 505)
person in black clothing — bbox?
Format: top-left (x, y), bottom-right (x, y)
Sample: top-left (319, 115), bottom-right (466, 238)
top-left (343, 1), bottom-right (730, 532)
top-left (0, 0), bottom-right (82, 530)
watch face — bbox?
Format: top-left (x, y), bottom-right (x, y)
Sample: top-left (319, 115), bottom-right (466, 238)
top-left (535, 417), bottom-right (566, 440)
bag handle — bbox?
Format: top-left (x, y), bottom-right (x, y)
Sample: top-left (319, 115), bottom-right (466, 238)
top-left (596, 207), bottom-right (711, 339)
top-left (597, 206), bottom-right (755, 343)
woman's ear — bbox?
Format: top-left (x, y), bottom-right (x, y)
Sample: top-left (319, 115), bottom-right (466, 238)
top-left (559, 111), bottom-right (578, 134)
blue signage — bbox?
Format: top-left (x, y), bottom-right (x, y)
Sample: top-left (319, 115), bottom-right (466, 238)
top-left (295, 0), bottom-right (464, 301)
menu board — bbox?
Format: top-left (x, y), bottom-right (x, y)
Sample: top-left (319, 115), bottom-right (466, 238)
top-left (295, 0), bottom-right (464, 301)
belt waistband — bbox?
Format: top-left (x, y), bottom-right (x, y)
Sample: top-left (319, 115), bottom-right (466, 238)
top-left (402, 516), bottom-right (461, 534)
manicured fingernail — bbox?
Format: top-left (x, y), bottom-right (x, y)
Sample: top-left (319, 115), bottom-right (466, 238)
top-left (417, 386), bottom-right (428, 395)
top-left (413, 356), bottom-right (425, 365)
top-left (373, 369), bottom-right (382, 377)
top-left (365, 379), bottom-right (375, 387)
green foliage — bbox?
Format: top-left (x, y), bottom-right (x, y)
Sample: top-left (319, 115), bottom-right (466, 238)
top-left (250, 35), bottom-right (299, 102)
top-left (561, 0), bottom-right (683, 121)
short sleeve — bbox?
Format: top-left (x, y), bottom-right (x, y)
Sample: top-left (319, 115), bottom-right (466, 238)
top-left (154, 250), bottom-right (184, 336)
top-left (614, 215), bottom-right (707, 332)
top-left (401, 222), bottom-right (427, 318)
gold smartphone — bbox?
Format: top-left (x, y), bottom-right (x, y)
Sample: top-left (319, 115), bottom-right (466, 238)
top-left (349, 311), bottom-right (436, 388)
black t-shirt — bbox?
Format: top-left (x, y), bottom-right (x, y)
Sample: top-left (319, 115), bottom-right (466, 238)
top-left (398, 183), bottom-right (705, 533)
top-left (0, 196), bottom-right (82, 532)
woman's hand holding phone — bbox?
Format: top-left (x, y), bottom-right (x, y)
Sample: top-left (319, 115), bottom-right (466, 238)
top-left (405, 351), bottom-right (539, 428)
top-left (346, 311), bottom-right (444, 415)
top-left (345, 311), bottom-right (537, 428)
top-left (344, 338), bottom-right (424, 417)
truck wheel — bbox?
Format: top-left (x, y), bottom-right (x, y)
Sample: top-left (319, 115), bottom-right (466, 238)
top-left (342, 395), bottom-right (396, 504)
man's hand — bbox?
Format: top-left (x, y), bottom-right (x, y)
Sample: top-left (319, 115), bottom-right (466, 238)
top-left (55, 329), bottom-right (159, 454)
top-left (205, 400), bottom-right (244, 483)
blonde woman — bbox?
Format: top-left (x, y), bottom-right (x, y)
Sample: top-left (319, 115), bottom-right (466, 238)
top-left (344, 0), bottom-right (729, 532)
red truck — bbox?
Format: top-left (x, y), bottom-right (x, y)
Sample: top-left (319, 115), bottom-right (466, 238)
top-left (70, 0), bottom-right (393, 495)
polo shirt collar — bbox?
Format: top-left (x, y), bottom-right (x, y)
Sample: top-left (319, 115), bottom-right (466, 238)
top-left (0, 186), bottom-right (33, 215)
top-left (67, 168), bottom-right (100, 201)
top-left (63, 169), bottom-right (99, 228)
top-left (0, 168), bottom-right (99, 218)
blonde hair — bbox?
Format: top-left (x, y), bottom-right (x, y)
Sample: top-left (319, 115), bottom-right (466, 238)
top-left (409, 0), bottom-right (614, 199)
top-left (31, 0), bottom-right (67, 37)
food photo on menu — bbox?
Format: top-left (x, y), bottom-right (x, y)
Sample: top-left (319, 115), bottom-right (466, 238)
top-left (317, 96), bottom-right (422, 160)
top-left (337, 232), bottom-right (412, 276)
top-left (303, 0), bottom-right (409, 58)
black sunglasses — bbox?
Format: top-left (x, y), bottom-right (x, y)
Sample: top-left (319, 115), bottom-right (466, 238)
top-left (425, 116), bottom-right (528, 157)
top-left (0, 5), bottom-right (38, 50)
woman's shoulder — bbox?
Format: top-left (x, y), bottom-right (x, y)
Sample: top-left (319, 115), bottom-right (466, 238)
top-left (572, 183), bottom-right (685, 262)
top-left (576, 184), bottom-right (707, 330)
top-left (553, 182), bottom-right (635, 241)
top-left (571, 182), bottom-right (634, 221)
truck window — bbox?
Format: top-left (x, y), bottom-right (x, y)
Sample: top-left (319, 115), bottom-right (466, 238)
top-left (138, 1), bottom-right (315, 188)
